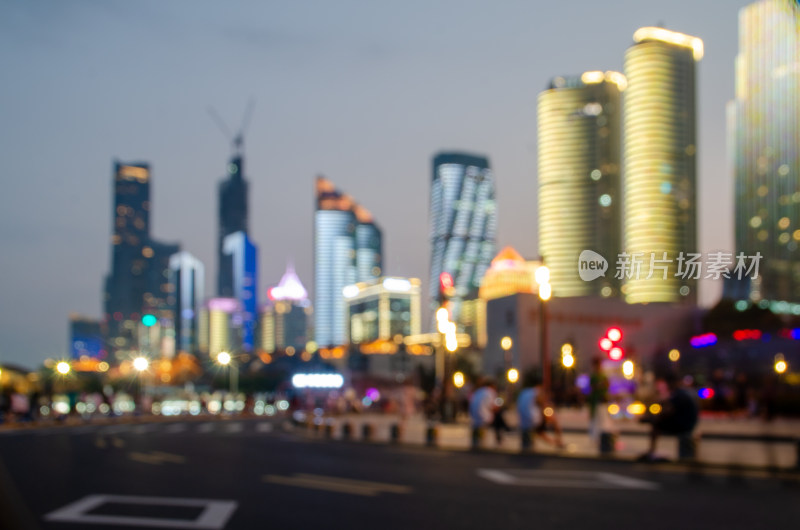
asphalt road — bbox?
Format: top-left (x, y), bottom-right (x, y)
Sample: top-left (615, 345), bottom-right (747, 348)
top-left (1, 418), bottom-right (798, 530)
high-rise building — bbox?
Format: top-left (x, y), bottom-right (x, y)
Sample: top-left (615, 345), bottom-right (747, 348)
top-left (168, 251), bottom-right (205, 354)
top-left (222, 231), bottom-right (258, 352)
top-left (538, 71), bottom-right (625, 298)
top-left (204, 298), bottom-right (239, 358)
top-left (623, 28), bottom-right (703, 304)
top-left (314, 176), bottom-right (383, 347)
top-left (104, 161), bottom-right (179, 359)
top-left (261, 264), bottom-right (312, 354)
top-left (218, 154), bottom-right (249, 298)
top-left (429, 152), bottom-right (497, 326)
top-left (731, 0), bottom-right (800, 304)
top-left (105, 162), bottom-right (151, 332)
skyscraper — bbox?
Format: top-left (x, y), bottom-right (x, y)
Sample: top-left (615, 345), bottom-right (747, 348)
top-left (538, 71), bottom-right (626, 298)
top-left (623, 28), bottom-right (703, 304)
top-left (731, 0), bottom-right (800, 304)
top-left (105, 162), bottom-right (151, 328)
top-left (261, 263), bottom-right (312, 354)
top-left (429, 152), bottom-right (497, 326)
top-left (168, 251), bottom-right (205, 354)
top-left (314, 176), bottom-right (383, 347)
top-left (218, 154), bottom-right (249, 298)
top-left (104, 162), bottom-right (179, 358)
top-left (222, 231), bottom-right (258, 352)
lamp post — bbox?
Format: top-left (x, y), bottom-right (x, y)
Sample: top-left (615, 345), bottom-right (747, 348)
top-left (436, 307), bottom-right (457, 422)
top-left (536, 265), bottom-right (552, 396)
top-left (133, 356), bottom-right (149, 414)
top-left (217, 351), bottom-right (239, 401)
top-left (500, 336), bottom-right (513, 392)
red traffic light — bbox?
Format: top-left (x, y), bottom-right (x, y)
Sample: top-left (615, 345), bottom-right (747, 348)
top-left (609, 347), bottom-right (624, 361)
top-left (599, 337), bottom-right (613, 351)
top-left (607, 327), bottom-right (622, 342)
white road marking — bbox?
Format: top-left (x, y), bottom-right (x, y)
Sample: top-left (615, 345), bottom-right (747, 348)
top-left (477, 469), bottom-right (660, 490)
top-left (197, 423), bottom-right (215, 433)
top-left (255, 422), bottom-right (273, 433)
top-left (165, 423), bottom-right (188, 434)
top-left (264, 473), bottom-right (411, 497)
top-left (44, 494), bottom-right (237, 529)
top-left (225, 423), bottom-right (243, 434)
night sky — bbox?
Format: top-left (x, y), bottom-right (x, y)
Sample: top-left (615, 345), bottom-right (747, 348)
top-left (0, 0), bottom-right (748, 368)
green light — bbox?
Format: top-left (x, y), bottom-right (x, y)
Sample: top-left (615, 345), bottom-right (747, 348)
top-left (142, 314), bottom-right (157, 327)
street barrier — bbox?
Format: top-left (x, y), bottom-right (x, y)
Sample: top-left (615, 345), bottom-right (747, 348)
top-left (341, 422), bottom-right (353, 440)
top-left (361, 423), bottom-right (373, 441)
top-left (390, 423), bottom-right (402, 443)
top-left (426, 424), bottom-right (437, 447)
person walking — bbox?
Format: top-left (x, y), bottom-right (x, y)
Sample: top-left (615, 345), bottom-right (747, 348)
top-left (469, 379), bottom-right (497, 450)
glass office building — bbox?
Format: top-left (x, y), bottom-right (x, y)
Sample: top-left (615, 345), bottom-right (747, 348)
top-left (314, 177), bottom-right (383, 347)
top-left (168, 251), bottom-right (205, 354)
top-left (538, 71), bottom-right (625, 298)
top-left (730, 0), bottom-right (800, 305)
top-left (623, 28), bottom-right (702, 304)
top-left (218, 154), bottom-right (249, 298)
top-left (429, 152), bottom-right (497, 326)
top-left (222, 231), bottom-right (258, 352)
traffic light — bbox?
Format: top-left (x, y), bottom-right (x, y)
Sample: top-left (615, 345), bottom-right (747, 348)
top-left (438, 272), bottom-right (455, 302)
top-left (601, 327), bottom-right (624, 360)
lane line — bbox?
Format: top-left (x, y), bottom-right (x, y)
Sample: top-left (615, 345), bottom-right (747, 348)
top-left (263, 475), bottom-right (379, 496)
top-left (293, 473), bottom-right (412, 493)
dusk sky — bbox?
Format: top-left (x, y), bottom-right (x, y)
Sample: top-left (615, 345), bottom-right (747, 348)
top-left (0, 0), bottom-right (750, 369)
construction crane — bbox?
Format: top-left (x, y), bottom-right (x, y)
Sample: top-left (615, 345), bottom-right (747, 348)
top-left (207, 97), bottom-right (256, 155)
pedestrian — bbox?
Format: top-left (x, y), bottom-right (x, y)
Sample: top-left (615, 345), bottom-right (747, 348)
top-left (490, 403), bottom-right (510, 445)
top-left (517, 376), bottom-right (565, 450)
top-left (639, 373), bottom-right (699, 461)
top-left (588, 357), bottom-right (609, 441)
top-left (468, 378), bottom-right (497, 449)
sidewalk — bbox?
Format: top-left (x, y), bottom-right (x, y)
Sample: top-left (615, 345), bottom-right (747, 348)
top-left (311, 409), bottom-right (800, 470)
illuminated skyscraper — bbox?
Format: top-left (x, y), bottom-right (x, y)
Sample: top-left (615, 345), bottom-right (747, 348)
top-left (223, 231), bottom-right (258, 352)
top-left (218, 154), bottom-right (249, 298)
top-left (261, 263), bottom-right (312, 354)
top-left (104, 162), bottom-right (179, 357)
top-left (429, 152), bottom-right (497, 326)
top-left (168, 251), bottom-right (205, 354)
top-left (623, 28), bottom-right (703, 304)
top-left (204, 298), bottom-right (239, 358)
top-left (314, 177), bottom-right (382, 347)
top-left (538, 72), bottom-right (625, 297)
top-left (731, 0), bottom-right (800, 304)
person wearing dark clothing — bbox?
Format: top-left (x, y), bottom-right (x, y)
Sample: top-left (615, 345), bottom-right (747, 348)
top-left (641, 373), bottom-right (699, 459)
top-left (491, 405), bottom-right (511, 444)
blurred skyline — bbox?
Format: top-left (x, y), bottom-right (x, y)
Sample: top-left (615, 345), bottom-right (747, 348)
top-left (0, 0), bottom-right (749, 368)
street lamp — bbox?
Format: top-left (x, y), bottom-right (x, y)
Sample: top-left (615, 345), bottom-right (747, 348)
top-left (453, 371), bottom-right (465, 389)
top-left (216, 351), bottom-right (239, 399)
top-left (501, 336), bottom-right (513, 381)
top-left (56, 361), bottom-right (71, 375)
top-left (622, 360), bottom-right (635, 380)
top-left (507, 368), bottom-right (519, 384)
top-left (774, 354), bottom-right (788, 375)
top-left (536, 265), bottom-right (551, 395)
top-left (132, 357), bottom-right (149, 372)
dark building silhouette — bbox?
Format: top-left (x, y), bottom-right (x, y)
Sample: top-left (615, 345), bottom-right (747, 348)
top-left (217, 154), bottom-right (249, 297)
top-left (103, 161), bottom-right (179, 358)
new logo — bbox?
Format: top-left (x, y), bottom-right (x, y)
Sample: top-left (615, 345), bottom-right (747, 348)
top-left (578, 250), bottom-right (608, 281)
